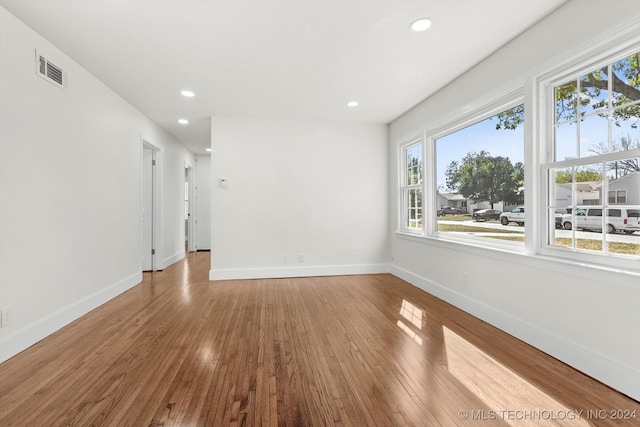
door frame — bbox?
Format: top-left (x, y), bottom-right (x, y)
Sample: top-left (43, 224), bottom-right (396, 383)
top-left (141, 138), bottom-right (163, 271)
top-left (185, 163), bottom-right (196, 252)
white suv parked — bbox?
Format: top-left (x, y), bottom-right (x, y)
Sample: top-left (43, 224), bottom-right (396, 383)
top-left (500, 206), bottom-right (525, 226)
top-left (561, 207), bottom-right (640, 234)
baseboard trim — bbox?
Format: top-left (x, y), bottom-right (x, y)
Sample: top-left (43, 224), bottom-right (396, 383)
top-left (0, 272), bottom-right (142, 364)
top-left (209, 263), bottom-right (390, 281)
top-left (389, 264), bottom-right (640, 402)
top-left (161, 250), bottom-right (185, 270)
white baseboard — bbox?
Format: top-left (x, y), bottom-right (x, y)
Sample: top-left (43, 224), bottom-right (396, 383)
top-left (209, 263), bottom-right (390, 281)
top-left (389, 264), bottom-right (640, 402)
top-left (0, 272), bottom-right (142, 364)
top-left (161, 250), bottom-right (185, 270)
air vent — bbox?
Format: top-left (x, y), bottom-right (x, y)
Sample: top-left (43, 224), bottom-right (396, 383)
top-left (36, 51), bottom-right (67, 88)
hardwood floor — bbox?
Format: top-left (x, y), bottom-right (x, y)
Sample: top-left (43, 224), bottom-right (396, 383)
top-left (0, 252), bottom-right (638, 426)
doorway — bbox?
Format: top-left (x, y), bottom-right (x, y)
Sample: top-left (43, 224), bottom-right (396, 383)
top-left (185, 165), bottom-right (195, 252)
top-left (142, 143), bottom-right (159, 271)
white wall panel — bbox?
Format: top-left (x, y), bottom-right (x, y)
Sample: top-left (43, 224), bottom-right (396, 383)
top-left (209, 117), bottom-right (389, 279)
top-left (0, 7), bottom-right (194, 361)
top-left (195, 155), bottom-right (211, 250)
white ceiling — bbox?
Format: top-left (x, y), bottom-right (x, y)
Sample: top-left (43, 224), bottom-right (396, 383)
top-left (1, 0), bottom-right (566, 154)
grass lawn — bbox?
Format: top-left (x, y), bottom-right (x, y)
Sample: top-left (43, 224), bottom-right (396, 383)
top-left (554, 237), bottom-right (639, 255)
top-left (438, 226), bottom-right (640, 255)
top-left (428, 219), bottom-right (638, 256)
top-left (437, 224), bottom-right (521, 234)
top-left (473, 235), bottom-right (638, 255)
top-left (437, 214), bottom-right (471, 222)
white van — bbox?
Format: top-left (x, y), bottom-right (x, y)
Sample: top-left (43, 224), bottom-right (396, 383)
top-left (561, 207), bottom-right (640, 234)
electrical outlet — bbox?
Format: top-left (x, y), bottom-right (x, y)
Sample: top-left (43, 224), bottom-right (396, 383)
top-left (298, 253), bottom-right (305, 263)
top-left (461, 272), bottom-right (468, 287)
top-left (1, 306), bottom-right (13, 328)
top-left (283, 255), bottom-right (289, 264)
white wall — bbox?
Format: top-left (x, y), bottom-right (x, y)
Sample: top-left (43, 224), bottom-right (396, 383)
top-left (195, 154), bottom-right (211, 250)
top-left (209, 117), bottom-right (389, 280)
top-left (154, 137), bottom-right (197, 267)
top-left (0, 7), bottom-right (194, 362)
top-left (389, 0), bottom-right (640, 400)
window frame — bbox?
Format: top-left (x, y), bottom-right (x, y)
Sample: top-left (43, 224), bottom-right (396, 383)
top-left (399, 138), bottom-right (424, 234)
top-left (394, 21), bottom-right (640, 281)
top-left (396, 86), bottom-right (526, 252)
top-left (425, 87), bottom-right (526, 248)
top-left (537, 40), bottom-right (640, 271)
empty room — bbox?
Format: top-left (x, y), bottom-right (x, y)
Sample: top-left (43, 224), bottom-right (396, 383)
top-left (0, 0), bottom-right (639, 425)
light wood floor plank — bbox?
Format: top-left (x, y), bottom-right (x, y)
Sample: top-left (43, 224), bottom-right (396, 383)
top-left (0, 251), bottom-right (638, 426)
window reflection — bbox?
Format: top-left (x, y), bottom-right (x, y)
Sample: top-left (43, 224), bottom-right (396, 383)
top-left (400, 299), bottom-right (424, 329)
top-left (396, 300), bottom-right (425, 345)
top-left (396, 320), bottom-right (423, 346)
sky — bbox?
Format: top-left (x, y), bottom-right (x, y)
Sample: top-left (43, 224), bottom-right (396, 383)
top-left (435, 114), bottom-right (524, 191)
top-left (435, 106), bottom-right (638, 192)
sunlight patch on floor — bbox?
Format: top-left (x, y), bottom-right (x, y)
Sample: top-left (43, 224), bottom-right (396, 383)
top-left (444, 327), bottom-right (589, 426)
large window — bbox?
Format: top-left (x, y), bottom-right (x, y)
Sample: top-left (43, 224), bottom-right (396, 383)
top-left (434, 102), bottom-right (525, 245)
top-left (401, 140), bottom-right (423, 232)
top-left (397, 93), bottom-right (525, 248)
top-left (397, 34), bottom-right (639, 274)
top-left (543, 48), bottom-right (640, 263)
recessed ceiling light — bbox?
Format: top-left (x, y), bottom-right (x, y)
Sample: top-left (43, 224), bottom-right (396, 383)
top-left (178, 118), bottom-right (189, 124)
top-left (205, 148), bottom-right (212, 152)
top-left (180, 90), bottom-right (195, 97)
top-left (346, 101), bottom-right (359, 107)
top-left (410, 18), bottom-right (432, 32)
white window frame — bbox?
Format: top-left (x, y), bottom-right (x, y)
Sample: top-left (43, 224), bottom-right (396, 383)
top-left (396, 86), bottom-right (525, 252)
top-left (424, 87), bottom-right (525, 249)
top-left (399, 138), bottom-right (424, 234)
top-left (536, 36), bottom-right (640, 271)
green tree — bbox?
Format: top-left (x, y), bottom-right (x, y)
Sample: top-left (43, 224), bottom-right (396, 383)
top-left (495, 52), bottom-right (640, 130)
top-left (445, 151), bottom-right (523, 208)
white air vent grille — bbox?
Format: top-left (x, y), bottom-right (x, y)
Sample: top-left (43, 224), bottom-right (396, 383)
top-left (36, 51), bottom-right (66, 88)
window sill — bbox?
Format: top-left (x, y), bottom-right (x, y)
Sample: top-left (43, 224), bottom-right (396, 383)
top-left (394, 230), bottom-right (640, 286)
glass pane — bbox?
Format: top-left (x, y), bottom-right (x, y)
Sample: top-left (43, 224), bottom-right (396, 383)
top-left (406, 144), bottom-right (422, 185)
top-left (549, 51), bottom-right (640, 261)
top-left (575, 163), bottom-right (603, 186)
top-left (611, 51), bottom-right (640, 108)
top-left (580, 68), bottom-right (609, 116)
top-left (549, 167), bottom-right (574, 249)
top-left (408, 166), bottom-right (417, 185)
top-left (404, 188), bottom-right (423, 229)
top-left (606, 157), bottom-right (640, 185)
top-left (409, 188), bottom-right (423, 228)
top-left (611, 110), bottom-right (640, 150)
top-left (550, 166), bottom-right (573, 208)
top-left (555, 81), bottom-right (577, 124)
top-left (435, 105), bottom-right (524, 244)
top-left (555, 121), bottom-right (577, 160)
top-left (579, 113), bottom-right (609, 158)
top-left (548, 206), bottom-right (570, 247)
top-left (605, 202), bottom-right (640, 257)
